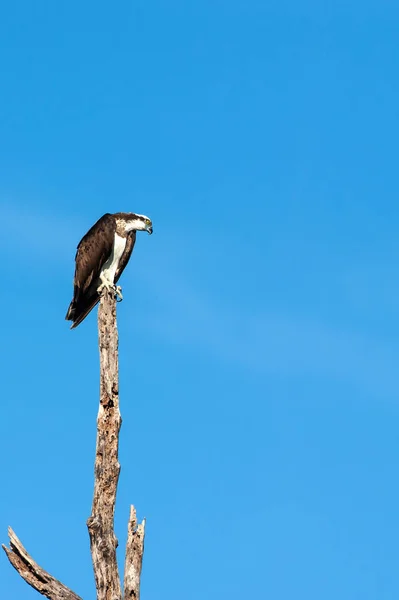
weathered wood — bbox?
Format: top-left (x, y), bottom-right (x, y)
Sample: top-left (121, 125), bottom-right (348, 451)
top-left (123, 506), bottom-right (145, 600)
top-left (2, 527), bottom-right (82, 600)
top-left (4, 287), bottom-right (146, 599)
top-left (87, 290), bottom-right (122, 600)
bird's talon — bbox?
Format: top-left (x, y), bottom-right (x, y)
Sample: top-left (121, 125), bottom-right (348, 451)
top-left (115, 286), bottom-right (123, 302)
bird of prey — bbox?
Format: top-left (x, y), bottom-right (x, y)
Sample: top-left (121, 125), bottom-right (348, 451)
top-left (65, 212), bottom-right (153, 329)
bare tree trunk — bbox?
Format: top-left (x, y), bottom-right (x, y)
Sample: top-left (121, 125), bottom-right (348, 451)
top-left (87, 290), bottom-right (123, 600)
top-left (3, 289), bottom-right (146, 599)
top-left (87, 290), bottom-right (146, 600)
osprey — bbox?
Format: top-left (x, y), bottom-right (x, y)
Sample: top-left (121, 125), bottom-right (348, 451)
top-left (65, 212), bottom-right (153, 329)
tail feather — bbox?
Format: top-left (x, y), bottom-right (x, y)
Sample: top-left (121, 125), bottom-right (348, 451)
top-left (65, 294), bottom-right (101, 329)
top-left (65, 302), bottom-right (75, 321)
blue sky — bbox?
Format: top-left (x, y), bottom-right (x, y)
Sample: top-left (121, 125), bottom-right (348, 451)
top-left (1, 1), bottom-right (399, 598)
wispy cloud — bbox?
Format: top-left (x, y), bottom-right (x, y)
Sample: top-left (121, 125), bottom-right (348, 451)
top-left (138, 261), bottom-right (399, 400)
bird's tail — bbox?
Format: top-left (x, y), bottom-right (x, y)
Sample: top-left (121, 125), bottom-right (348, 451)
top-left (65, 294), bottom-right (101, 329)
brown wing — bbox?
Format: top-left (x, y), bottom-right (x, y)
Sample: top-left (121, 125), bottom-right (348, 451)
top-left (65, 213), bottom-right (116, 327)
top-left (115, 230), bottom-right (136, 283)
top-left (73, 213), bottom-right (116, 300)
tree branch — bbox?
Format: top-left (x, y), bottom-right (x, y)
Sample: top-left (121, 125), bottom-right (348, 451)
top-left (87, 290), bottom-right (122, 600)
top-left (123, 506), bottom-right (145, 600)
top-left (2, 527), bottom-right (82, 600)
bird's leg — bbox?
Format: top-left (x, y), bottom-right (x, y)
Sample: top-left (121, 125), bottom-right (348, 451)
top-left (97, 273), bottom-right (115, 294)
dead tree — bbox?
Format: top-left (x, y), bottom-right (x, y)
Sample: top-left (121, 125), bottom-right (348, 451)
top-left (3, 290), bottom-right (145, 600)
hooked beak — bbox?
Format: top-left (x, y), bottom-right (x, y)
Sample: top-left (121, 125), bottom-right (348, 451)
top-left (147, 225), bottom-right (153, 235)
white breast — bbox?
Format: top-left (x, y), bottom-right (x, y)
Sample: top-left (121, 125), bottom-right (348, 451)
top-left (100, 233), bottom-right (127, 283)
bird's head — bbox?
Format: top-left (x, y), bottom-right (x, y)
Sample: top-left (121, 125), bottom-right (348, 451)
top-left (119, 213), bottom-right (153, 235)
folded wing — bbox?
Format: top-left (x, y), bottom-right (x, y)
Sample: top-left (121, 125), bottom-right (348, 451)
top-left (65, 213), bottom-right (116, 328)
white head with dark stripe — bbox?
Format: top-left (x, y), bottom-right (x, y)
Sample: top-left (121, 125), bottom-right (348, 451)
top-left (114, 212), bottom-right (153, 235)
